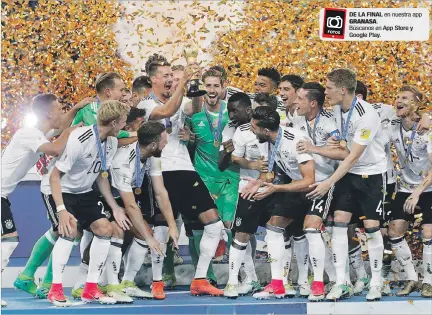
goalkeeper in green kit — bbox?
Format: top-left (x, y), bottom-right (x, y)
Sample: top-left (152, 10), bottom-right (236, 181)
top-left (190, 69), bottom-right (240, 256)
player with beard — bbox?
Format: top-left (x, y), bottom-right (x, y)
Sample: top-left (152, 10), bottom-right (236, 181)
top-left (294, 82), bottom-right (349, 300)
top-left (1, 94), bottom-right (79, 307)
top-left (383, 86), bottom-right (432, 297)
top-left (209, 65), bottom-right (244, 102)
top-left (279, 75), bottom-right (304, 127)
top-left (46, 101), bottom-right (130, 306)
top-left (138, 61), bottom-right (225, 296)
top-left (110, 118), bottom-right (178, 300)
top-left (131, 76), bottom-right (152, 107)
top-left (237, 106), bottom-right (316, 300)
top-left (191, 69), bottom-right (240, 253)
top-left (307, 69), bottom-right (388, 301)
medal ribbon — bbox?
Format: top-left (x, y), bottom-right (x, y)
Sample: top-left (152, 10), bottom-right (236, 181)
top-left (135, 142), bottom-right (146, 189)
top-left (306, 110), bottom-right (321, 144)
top-left (93, 125), bottom-right (107, 173)
top-left (340, 97), bottom-right (357, 141)
top-left (267, 127), bottom-right (283, 173)
top-left (149, 91), bottom-right (172, 130)
top-left (203, 102), bottom-right (224, 143)
top-left (400, 122), bottom-right (418, 164)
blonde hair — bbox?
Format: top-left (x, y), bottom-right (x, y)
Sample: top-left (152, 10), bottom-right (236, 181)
top-left (327, 68), bottom-right (357, 93)
top-left (399, 85), bottom-right (423, 102)
top-left (97, 100), bottom-right (129, 126)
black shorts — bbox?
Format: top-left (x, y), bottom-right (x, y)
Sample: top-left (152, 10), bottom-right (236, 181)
top-left (134, 174), bottom-right (161, 224)
top-left (271, 191), bottom-right (311, 221)
top-left (183, 219), bottom-right (204, 237)
top-left (42, 191), bottom-right (109, 231)
top-left (100, 198), bottom-right (120, 223)
top-left (306, 186), bottom-right (335, 221)
top-left (162, 171), bottom-right (217, 222)
top-left (1, 198), bottom-right (17, 235)
top-left (389, 191), bottom-right (432, 224)
top-left (232, 194), bottom-right (274, 234)
top-left (332, 173), bottom-right (386, 221)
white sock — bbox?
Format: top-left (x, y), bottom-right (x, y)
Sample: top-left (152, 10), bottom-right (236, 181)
top-left (152, 226), bottom-right (168, 281)
top-left (1, 237), bottom-right (19, 272)
top-left (423, 239), bottom-right (432, 284)
top-left (331, 226), bottom-right (348, 285)
top-left (390, 236), bottom-right (418, 281)
top-left (123, 238), bottom-right (148, 282)
top-left (282, 239), bottom-right (292, 285)
top-left (294, 235), bottom-right (309, 285)
top-left (86, 234), bottom-right (111, 284)
top-left (244, 240), bottom-right (258, 282)
top-left (80, 230), bottom-right (93, 258)
top-left (195, 220), bottom-right (224, 279)
top-left (267, 226), bottom-right (285, 281)
top-left (305, 230), bottom-right (325, 283)
top-left (105, 237), bottom-right (123, 285)
top-left (366, 229), bottom-right (384, 286)
top-left (349, 244), bottom-right (367, 281)
top-left (73, 262), bottom-right (89, 290)
top-left (52, 236), bottom-right (74, 284)
top-left (227, 239), bottom-right (248, 285)
top-left (324, 240), bottom-right (336, 282)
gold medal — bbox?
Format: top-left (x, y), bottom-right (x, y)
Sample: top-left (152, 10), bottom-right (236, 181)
top-left (391, 191), bottom-right (396, 200)
top-left (266, 172), bottom-right (275, 182)
top-left (101, 171), bottom-right (109, 179)
top-left (41, 167), bottom-right (48, 175)
top-left (214, 140), bottom-right (220, 148)
top-left (135, 187), bottom-right (142, 195)
top-left (340, 139), bottom-right (347, 148)
top-left (166, 127), bottom-right (172, 134)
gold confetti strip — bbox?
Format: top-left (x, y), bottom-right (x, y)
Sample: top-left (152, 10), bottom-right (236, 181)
top-left (2, 0), bottom-right (133, 147)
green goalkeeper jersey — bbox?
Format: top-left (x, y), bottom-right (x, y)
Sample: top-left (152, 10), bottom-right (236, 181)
top-left (71, 101), bottom-right (130, 139)
top-left (191, 101), bottom-right (239, 181)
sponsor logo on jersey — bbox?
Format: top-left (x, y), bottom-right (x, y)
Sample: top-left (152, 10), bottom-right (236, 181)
top-left (198, 121), bottom-right (205, 127)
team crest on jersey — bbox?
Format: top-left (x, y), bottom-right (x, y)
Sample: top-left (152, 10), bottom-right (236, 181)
top-left (315, 126), bottom-right (327, 140)
top-left (412, 137), bottom-right (426, 151)
top-left (5, 219), bottom-right (14, 230)
top-left (235, 217), bottom-right (242, 227)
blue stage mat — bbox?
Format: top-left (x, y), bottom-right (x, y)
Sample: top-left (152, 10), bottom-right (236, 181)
top-left (1, 287), bottom-right (428, 315)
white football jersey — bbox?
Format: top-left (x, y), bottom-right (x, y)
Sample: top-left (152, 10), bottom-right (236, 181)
top-left (54, 125), bottom-right (118, 194)
top-left (372, 103), bottom-right (397, 184)
top-left (292, 110), bottom-right (339, 182)
top-left (389, 119), bottom-right (432, 193)
top-left (224, 86), bottom-right (244, 103)
top-left (280, 110), bottom-right (299, 127)
top-left (259, 126), bottom-right (314, 180)
top-left (232, 123), bottom-right (267, 192)
top-left (110, 142), bottom-right (162, 193)
top-left (333, 98), bottom-right (387, 175)
top-left (1, 127), bottom-right (50, 198)
top-left (137, 96), bottom-right (195, 172)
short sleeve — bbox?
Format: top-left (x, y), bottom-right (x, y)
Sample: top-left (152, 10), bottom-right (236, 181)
top-left (220, 124), bottom-right (235, 152)
top-left (137, 100), bottom-right (158, 121)
top-left (232, 129), bottom-right (246, 158)
top-left (294, 136), bottom-right (314, 164)
top-left (353, 111), bottom-right (380, 146)
top-left (55, 135), bottom-right (83, 174)
top-left (149, 157), bottom-right (163, 177)
top-left (21, 128), bottom-right (50, 153)
top-left (117, 130), bottom-right (130, 139)
top-left (111, 162), bottom-right (134, 193)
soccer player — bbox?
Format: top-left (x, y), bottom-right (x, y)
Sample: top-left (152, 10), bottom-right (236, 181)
top-left (111, 118), bottom-right (178, 300)
top-left (2, 94), bottom-right (79, 307)
top-left (131, 76), bottom-right (152, 107)
top-left (294, 82), bottom-right (349, 300)
top-left (252, 67), bottom-right (285, 112)
top-left (46, 100), bottom-right (130, 306)
top-left (12, 95), bottom-right (95, 296)
top-left (237, 106), bottom-right (317, 299)
top-left (138, 61), bottom-right (225, 296)
top-left (191, 69), bottom-right (239, 233)
top-left (307, 68), bottom-right (388, 301)
top-left (279, 75), bottom-right (304, 126)
top-left (384, 86), bottom-right (430, 297)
